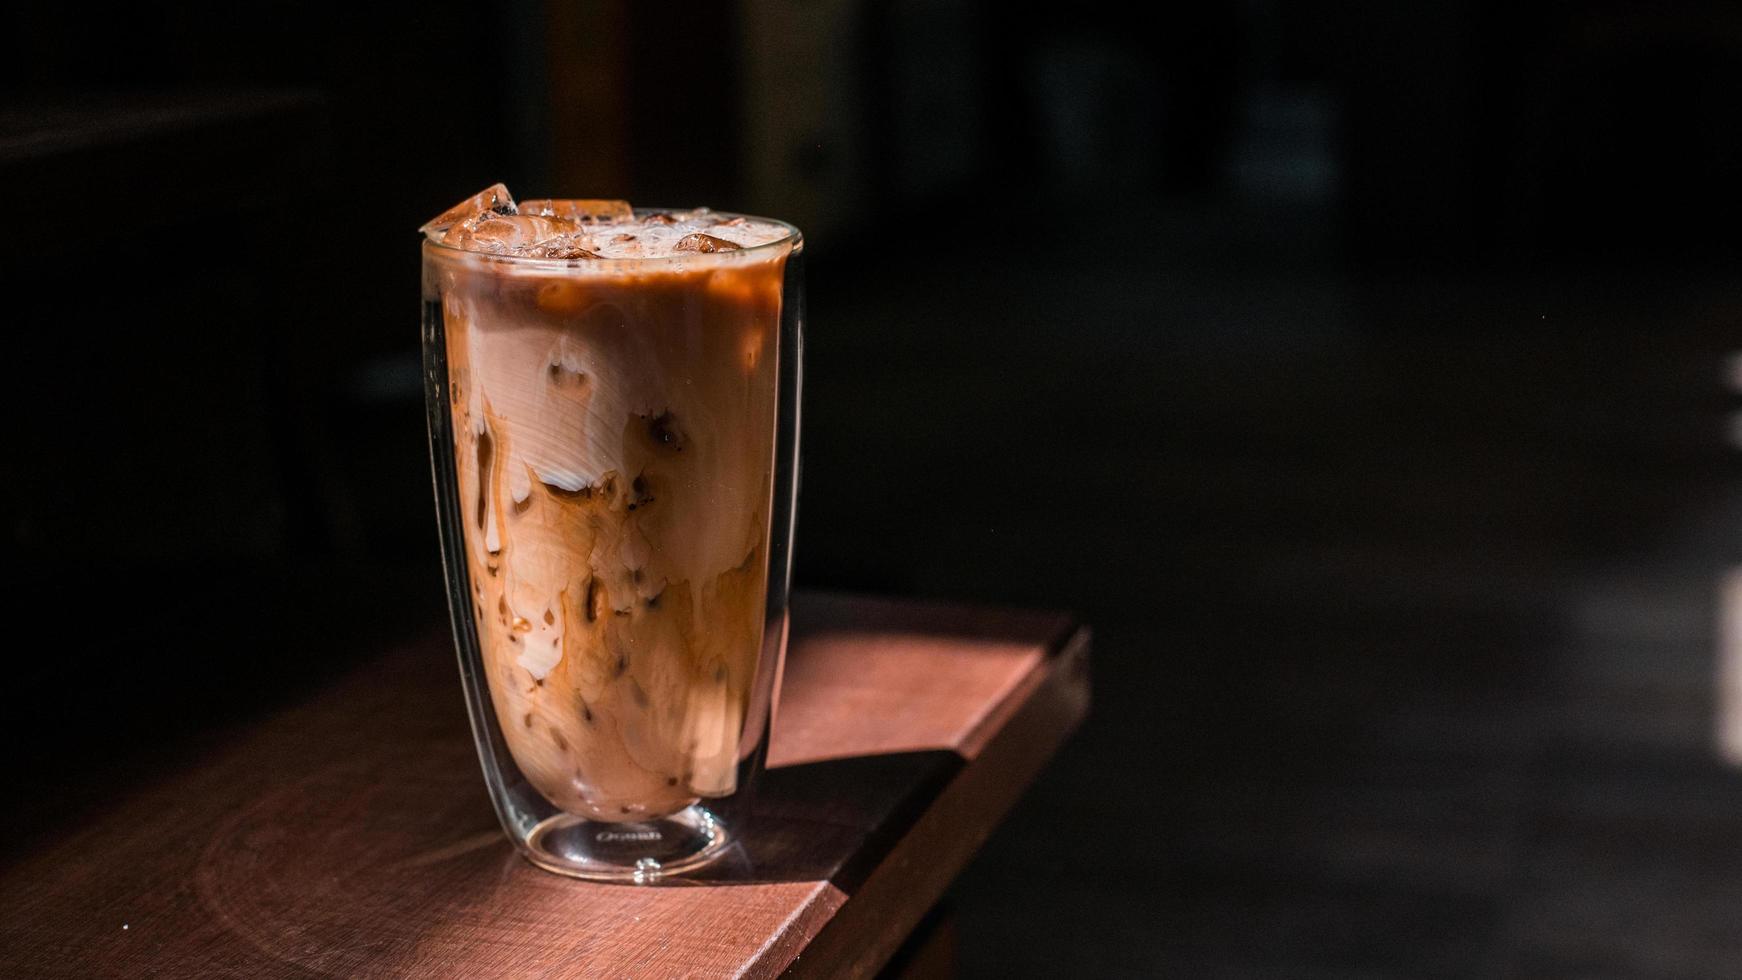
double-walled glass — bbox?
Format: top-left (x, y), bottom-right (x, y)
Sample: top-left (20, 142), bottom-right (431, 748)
top-left (421, 214), bottom-right (802, 881)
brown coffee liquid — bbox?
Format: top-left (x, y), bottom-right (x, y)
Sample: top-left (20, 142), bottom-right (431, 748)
top-left (428, 227), bottom-right (788, 823)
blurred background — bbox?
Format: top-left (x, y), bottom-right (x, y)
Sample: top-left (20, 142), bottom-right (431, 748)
top-left (7, 0), bottom-right (1742, 975)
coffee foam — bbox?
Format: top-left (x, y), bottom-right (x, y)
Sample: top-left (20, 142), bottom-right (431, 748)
top-left (423, 186), bottom-right (791, 261)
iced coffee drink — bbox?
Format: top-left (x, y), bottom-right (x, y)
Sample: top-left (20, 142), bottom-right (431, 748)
top-left (421, 185), bottom-right (800, 876)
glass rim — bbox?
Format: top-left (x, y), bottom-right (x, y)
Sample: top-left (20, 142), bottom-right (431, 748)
top-left (421, 207), bottom-right (803, 273)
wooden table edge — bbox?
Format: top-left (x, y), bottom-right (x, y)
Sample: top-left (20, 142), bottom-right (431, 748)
top-left (769, 623), bottom-right (1093, 979)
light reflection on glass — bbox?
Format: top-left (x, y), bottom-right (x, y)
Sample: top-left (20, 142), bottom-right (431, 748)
top-left (1716, 567), bottom-right (1742, 766)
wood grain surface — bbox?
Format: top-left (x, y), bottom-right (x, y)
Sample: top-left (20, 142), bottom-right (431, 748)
top-left (0, 592), bottom-right (1088, 979)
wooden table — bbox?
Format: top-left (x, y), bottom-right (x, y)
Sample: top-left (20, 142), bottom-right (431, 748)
top-left (0, 593), bottom-right (1088, 978)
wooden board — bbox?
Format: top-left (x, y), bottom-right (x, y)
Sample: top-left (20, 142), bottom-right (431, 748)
top-left (0, 592), bottom-right (1088, 978)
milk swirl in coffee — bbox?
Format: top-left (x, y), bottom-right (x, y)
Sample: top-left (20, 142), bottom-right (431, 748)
top-left (422, 185), bottom-right (793, 822)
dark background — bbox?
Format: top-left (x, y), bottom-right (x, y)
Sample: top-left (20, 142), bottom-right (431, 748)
top-left (7, 1), bottom-right (1742, 975)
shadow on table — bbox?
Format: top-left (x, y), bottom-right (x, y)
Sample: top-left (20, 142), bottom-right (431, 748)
top-left (667, 749), bottom-right (965, 890)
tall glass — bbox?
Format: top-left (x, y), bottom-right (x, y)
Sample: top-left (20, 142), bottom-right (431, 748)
top-left (421, 212), bottom-right (802, 881)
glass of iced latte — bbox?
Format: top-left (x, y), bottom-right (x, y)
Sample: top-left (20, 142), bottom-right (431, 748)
top-left (420, 185), bottom-right (802, 881)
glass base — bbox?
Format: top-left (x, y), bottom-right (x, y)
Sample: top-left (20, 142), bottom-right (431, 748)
top-left (522, 804), bottom-right (728, 883)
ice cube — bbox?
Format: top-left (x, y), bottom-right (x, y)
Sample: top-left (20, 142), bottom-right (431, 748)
top-left (420, 183), bottom-right (516, 234)
top-left (525, 235), bottom-right (601, 260)
top-left (671, 233), bottom-right (742, 253)
top-left (445, 214), bottom-right (576, 253)
top-left (519, 199), bottom-right (634, 223)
